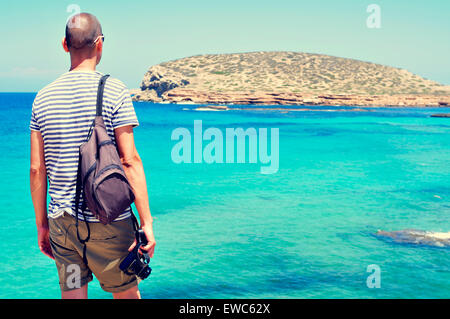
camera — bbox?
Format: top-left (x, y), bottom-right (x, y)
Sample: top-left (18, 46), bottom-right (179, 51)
top-left (119, 229), bottom-right (152, 280)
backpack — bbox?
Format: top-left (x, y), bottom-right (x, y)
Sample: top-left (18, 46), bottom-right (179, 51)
top-left (74, 75), bottom-right (137, 261)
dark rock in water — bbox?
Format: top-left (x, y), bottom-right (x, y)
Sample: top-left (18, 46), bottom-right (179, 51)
top-left (430, 113), bottom-right (450, 118)
top-left (376, 229), bottom-right (450, 247)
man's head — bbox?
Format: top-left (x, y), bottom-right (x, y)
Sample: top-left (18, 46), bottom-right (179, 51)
top-left (62, 13), bottom-right (103, 65)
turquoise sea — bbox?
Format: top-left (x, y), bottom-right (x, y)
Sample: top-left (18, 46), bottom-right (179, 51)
top-left (0, 92), bottom-right (449, 299)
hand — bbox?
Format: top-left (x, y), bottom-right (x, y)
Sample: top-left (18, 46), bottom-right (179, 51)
top-left (37, 225), bottom-right (54, 260)
top-left (128, 224), bottom-right (156, 258)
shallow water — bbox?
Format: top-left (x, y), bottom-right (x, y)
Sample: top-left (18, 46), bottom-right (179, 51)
top-left (0, 93), bottom-right (449, 298)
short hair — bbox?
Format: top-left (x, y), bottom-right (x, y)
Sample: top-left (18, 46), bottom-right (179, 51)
top-left (65, 13), bottom-right (102, 50)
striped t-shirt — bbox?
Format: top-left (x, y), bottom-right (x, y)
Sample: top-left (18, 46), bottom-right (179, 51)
top-left (30, 70), bottom-right (139, 222)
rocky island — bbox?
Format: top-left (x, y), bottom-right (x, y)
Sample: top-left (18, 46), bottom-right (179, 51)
top-left (131, 51), bottom-right (450, 107)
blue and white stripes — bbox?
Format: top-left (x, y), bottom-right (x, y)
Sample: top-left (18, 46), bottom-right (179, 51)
top-left (30, 70), bottom-right (139, 222)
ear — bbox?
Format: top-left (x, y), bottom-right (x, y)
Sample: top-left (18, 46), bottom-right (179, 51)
top-left (96, 38), bottom-right (103, 53)
top-left (62, 37), bottom-right (69, 53)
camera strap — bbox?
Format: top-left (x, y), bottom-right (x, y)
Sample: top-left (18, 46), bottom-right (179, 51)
top-left (130, 208), bottom-right (139, 233)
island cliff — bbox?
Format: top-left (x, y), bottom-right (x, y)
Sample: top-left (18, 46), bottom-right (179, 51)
top-left (131, 51), bottom-right (450, 107)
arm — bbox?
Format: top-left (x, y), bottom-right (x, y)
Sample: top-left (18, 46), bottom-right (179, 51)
top-left (30, 130), bottom-right (53, 259)
top-left (115, 125), bottom-right (156, 257)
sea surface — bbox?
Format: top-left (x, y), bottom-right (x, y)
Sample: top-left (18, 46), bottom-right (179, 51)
top-left (0, 92), bottom-right (449, 298)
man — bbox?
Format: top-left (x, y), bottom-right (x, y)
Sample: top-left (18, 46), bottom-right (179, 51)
top-left (29, 13), bottom-right (156, 299)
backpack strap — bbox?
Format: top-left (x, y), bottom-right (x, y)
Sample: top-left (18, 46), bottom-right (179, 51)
top-left (86, 74), bottom-right (110, 142)
top-left (74, 150), bottom-right (90, 265)
top-left (96, 74), bottom-right (110, 116)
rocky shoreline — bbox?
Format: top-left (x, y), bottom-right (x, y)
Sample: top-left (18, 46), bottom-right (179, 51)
top-left (131, 88), bottom-right (450, 108)
top-left (131, 51), bottom-right (450, 108)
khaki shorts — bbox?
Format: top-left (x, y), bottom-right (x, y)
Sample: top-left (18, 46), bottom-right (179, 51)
top-left (48, 211), bottom-right (138, 293)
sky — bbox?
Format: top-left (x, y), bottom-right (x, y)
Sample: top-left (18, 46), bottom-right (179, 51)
top-left (0, 0), bottom-right (449, 91)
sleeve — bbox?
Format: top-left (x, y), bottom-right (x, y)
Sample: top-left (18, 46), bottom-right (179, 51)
top-left (29, 100), bottom-right (40, 132)
top-left (112, 88), bottom-right (139, 129)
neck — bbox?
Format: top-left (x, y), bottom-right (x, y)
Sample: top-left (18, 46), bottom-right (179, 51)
top-left (69, 56), bottom-right (97, 72)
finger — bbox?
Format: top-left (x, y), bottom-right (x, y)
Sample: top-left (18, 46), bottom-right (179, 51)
top-left (46, 245), bottom-right (54, 259)
top-left (140, 243), bottom-right (155, 257)
top-left (149, 246), bottom-right (154, 258)
top-left (128, 239), bottom-right (137, 252)
top-left (45, 249), bottom-right (55, 260)
top-left (139, 242), bottom-right (155, 252)
top-left (40, 245), bottom-right (54, 260)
